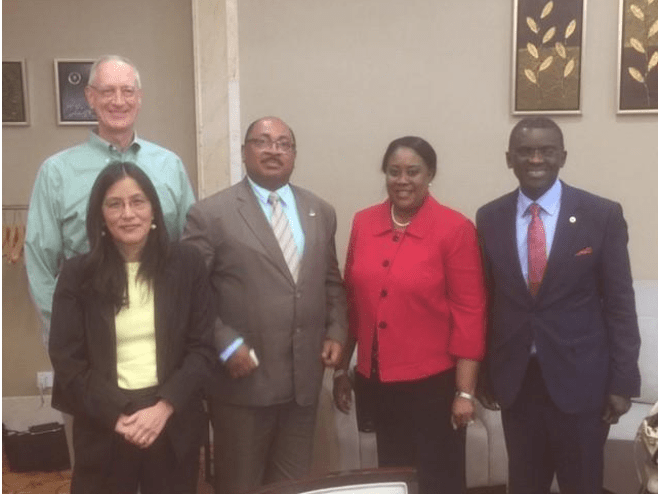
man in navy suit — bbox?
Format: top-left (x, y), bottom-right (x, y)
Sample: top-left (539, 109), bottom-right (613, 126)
top-left (476, 117), bottom-right (641, 494)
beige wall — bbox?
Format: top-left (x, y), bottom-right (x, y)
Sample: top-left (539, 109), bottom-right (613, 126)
top-left (238, 0), bottom-right (657, 279)
top-left (2, 0), bottom-right (196, 396)
top-left (3, 1), bottom-right (656, 397)
top-left (2, 0), bottom-right (197, 204)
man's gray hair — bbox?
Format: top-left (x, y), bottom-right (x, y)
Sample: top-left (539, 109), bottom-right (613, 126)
top-left (87, 55), bottom-right (142, 89)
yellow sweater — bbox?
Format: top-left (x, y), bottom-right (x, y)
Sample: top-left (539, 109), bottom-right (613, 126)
top-left (115, 262), bottom-right (158, 390)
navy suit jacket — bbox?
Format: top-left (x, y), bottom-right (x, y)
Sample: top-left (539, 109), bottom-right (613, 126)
top-left (476, 182), bottom-right (641, 414)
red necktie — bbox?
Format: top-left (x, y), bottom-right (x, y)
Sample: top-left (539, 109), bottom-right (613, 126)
top-left (527, 203), bottom-right (546, 297)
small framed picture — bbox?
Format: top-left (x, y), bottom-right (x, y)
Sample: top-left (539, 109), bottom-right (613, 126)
top-left (3, 60), bottom-right (30, 126)
top-left (617, 0), bottom-right (658, 114)
top-left (54, 59), bottom-right (97, 125)
top-left (511, 0), bottom-right (587, 115)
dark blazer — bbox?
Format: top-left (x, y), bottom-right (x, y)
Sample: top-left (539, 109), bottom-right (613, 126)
top-left (49, 243), bottom-right (215, 461)
top-left (183, 178), bottom-right (347, 407)
top-left (476, 182), bottom-right (641, 414)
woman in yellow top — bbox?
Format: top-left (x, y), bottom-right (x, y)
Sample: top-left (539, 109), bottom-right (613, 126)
top-left (49, 162), bottom-right (215, 494)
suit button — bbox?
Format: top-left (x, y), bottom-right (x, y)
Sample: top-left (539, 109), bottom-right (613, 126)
top-left (295, 291), bottom-right (301, 299)
top-left (295, 327), bottom-right (302, 334)
top-left (380, 289), bottom-right (387, 297)
top-left (382, 259), bottom-right (390, 267)
top-left (378, 321), bottom-right (387, 329)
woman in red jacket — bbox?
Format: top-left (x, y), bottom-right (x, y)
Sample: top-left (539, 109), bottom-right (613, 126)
top-left (333, 136), bottom-right (487, 494)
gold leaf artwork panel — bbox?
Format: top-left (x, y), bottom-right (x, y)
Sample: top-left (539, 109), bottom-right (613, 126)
top-left (516, 47), bottom-right (581, 111)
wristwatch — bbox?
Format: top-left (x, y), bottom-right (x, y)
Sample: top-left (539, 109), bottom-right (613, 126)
top-left (455, 391), bottom-right (476, 402)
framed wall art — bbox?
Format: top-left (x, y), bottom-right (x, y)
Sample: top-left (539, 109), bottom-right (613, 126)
top-left (617, 0), bottom-right (658, 114)
top-left (3, 60), bottom-right (30, 126)
top-left (54, 59), bottom-right (96, 125)
top-left (512, 0), bottom-right (587, 115)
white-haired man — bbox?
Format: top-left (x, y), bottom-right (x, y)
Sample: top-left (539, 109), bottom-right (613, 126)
top-left (26, 55), bottom-right (195, 342)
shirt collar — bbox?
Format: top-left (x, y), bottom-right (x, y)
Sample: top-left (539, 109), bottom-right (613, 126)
top-left (88, 129), bottom-right (141, 153)
top-left (247, 177), bottom-right (294, 207)
top-left (517, 179), bottom-right (562, 217)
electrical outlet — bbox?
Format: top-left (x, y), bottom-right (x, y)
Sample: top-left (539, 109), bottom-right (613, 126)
top-left (37, 371), bottom-right (54, 390)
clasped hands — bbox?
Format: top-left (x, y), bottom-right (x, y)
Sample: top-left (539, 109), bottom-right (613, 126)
top-left (226, 339), bottom-right (342, 379)
top-left (114, 399), bottom-right (174, 449)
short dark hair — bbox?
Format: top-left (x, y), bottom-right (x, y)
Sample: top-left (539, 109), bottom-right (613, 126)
top-left (244, 116), bottom-right (296, 147)
top-left (381, 136), bottom-right (437, 179)
top-left (509, 116), bottom-right (564, 150)
top-left (84, 162), bottom-right (169, 310)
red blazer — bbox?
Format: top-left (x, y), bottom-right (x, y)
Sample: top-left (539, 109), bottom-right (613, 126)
top-left (345, 196), bottom-right (486, 382)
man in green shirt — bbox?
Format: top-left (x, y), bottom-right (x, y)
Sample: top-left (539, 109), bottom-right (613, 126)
top-left (25, 55), bottom-right (195, 344)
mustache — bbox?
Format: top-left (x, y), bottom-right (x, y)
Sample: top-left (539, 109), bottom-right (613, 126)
top-left (261, 154), bottom-right (283, 164)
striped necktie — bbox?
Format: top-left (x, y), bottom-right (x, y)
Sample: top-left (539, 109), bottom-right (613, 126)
top-left (268, 192), bottom-right (300, 282)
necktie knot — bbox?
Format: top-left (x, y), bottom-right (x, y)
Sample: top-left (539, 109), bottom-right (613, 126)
top-left (528, 203), bottom-right (541, 218)
top-left (268, 192), bottom-right (280, 206)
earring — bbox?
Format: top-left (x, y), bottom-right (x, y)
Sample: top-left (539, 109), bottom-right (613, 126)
top-left (150, 223), bottom-right (157, 230)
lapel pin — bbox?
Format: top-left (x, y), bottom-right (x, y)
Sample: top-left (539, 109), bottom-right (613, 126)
top-left (569, 216), bottom-right (576, 223)
top-left (309, 209), bottom-right (317, 217)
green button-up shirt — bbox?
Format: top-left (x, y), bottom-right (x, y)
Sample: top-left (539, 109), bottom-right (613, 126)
top-left (25, 131), bottom-right (196, 343)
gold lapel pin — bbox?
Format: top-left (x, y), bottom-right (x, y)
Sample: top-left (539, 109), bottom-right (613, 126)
top-left (309, 210), bottom-right (317, 217)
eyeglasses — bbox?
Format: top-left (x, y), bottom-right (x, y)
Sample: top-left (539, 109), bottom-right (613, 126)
top-left (103, 196), bottom-right (150, 216)
top-left (89, 85), bottom-right (139, 102)
top-left (513, 146), bottom-right (562, 159)
top-left (246, 137), bottom-right (295, 153)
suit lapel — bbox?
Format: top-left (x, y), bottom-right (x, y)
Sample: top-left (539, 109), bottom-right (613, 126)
top-left (236, 179), bottom-right (295, 283)
top-left (153, 269), bottom-right (169, 382)
top-left (497, 191), bottom-right (531, 298)
top-left (94, 298), bottom-right (119, 382)
top-left (293, 186), bottom-right (317, 282)
top-left (540, 183), bottom-right (581, 294)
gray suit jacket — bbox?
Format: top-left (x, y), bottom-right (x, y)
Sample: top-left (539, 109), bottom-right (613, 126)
top-left (183, 178), bottom-right (347, 407)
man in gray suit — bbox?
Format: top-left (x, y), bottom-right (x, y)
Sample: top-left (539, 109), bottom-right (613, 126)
top-left (183, 116), bottom-right (347, 494)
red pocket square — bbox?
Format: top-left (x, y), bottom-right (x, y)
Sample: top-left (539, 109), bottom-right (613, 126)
top-left (575, 247), bottom-right (593, 256)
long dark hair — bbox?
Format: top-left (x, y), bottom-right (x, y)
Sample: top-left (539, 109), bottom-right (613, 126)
top-left (83, 162), bottom-right (169, 310)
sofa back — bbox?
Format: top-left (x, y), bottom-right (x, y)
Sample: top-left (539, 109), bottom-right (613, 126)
top-left (635, 280), bottom-right (658, 405)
